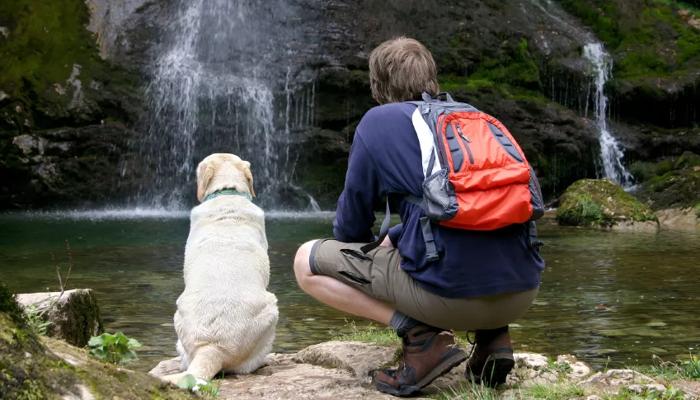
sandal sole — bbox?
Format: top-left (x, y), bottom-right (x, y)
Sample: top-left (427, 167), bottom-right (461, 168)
top-left (374, 348), bottom-right (467, 397)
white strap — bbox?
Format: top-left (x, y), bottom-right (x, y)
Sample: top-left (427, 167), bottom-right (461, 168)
top-left (411, 108), bottom-right (441, 177)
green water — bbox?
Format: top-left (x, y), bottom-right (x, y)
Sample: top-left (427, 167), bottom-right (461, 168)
top-left (1, 211), bottom-right (698, 371)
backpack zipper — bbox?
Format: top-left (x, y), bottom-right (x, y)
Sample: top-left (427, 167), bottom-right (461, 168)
top-left (455, 124), bottom-right (475, 164)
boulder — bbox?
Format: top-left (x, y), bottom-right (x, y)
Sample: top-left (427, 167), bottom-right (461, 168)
top-left (656, 207), bottom-right (700, 231)
top-left (15, 289), bottom-right (103, 347)
top-left (556, 179), bottom-right (658, 231)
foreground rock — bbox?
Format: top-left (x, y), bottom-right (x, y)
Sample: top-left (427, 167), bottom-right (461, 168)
top-left (15, 288), bottom-right (103, 347)
top-left (151, 342), bottom-right (698, 400)
top-left (0, 286), bottom-right (194, 400)
top-left (557, 179), bottom-right (658, 231)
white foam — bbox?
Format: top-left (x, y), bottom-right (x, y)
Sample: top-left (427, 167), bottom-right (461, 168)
top-left (4, 208), bottom-right (335, 221)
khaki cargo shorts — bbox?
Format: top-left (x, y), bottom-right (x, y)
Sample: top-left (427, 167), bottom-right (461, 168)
top-left (309, 239), bottom-right (538, 330)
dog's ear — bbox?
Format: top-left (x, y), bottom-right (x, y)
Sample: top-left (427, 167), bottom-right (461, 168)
top-left (241, 160), bottom-right (255, 198)
top-left (196, 160), bottom-right (215, 202)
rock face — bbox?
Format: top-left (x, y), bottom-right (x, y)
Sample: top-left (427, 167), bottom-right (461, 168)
top-left (556, 179), bottom-right (658, 230)
top-left (1, 0), bottom-right (698, 209)
top-left (15, 289), bottom-right (104, 347)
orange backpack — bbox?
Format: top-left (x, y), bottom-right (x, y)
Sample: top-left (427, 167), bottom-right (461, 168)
top-left (408, 92), bottom-right (544, 230)
top-left (361, 92), bottom-right (544, 259)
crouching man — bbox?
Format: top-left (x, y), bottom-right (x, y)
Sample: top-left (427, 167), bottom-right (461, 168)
top-left (293, 37), bottom-right (545, 397)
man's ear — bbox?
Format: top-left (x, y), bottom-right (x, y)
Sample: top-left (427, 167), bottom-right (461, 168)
top-left (241, 161), bottom-right (255, 198)
top-left (196, 160), bottom-right (215, 202)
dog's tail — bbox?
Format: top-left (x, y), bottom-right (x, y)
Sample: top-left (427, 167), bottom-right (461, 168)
top-left (161, 345), bottom-right (224, 385)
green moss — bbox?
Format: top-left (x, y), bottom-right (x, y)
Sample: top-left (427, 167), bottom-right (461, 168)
top-left (0, 1), bottom-right (100, 95)
top-left (635, 152), bottom-right (700, 209)
top-left (556, 179), bottom-right (657, 227)
top-left (469, 38), bottom-right (541, 90)
top-left (558, 0), bottom-right (700, 83)
top-left (0, 0), bottom-right (139, 127)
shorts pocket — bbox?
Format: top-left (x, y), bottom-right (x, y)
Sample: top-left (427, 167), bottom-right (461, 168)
top-left (338, 248), bottom-right (373, 286)
top-left (338, 271), bottom-right (371, 285)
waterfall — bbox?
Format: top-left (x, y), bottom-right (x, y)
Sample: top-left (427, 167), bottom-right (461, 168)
top-left (583, 43), bottom-right (634, 188)
top-left (134, 0), bottom-right (316, 209)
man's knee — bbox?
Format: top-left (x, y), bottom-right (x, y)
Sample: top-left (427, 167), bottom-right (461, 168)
top-left (293, 240), bottom-right (318, 287)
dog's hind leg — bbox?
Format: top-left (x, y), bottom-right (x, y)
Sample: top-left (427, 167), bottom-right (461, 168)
top-left (161, 345), bottom-right (224, 385)
top-left (184, 345), bottom-right (226, 381)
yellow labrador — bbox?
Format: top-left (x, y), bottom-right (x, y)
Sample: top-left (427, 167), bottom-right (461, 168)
top-left (161, 153), bottom-right (278, 384)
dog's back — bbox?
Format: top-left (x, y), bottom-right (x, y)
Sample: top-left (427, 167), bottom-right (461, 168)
top-left (165, 182), bottom-right (278, 383)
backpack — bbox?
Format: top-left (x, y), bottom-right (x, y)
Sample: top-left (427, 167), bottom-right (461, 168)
top-left (361, 92), bottom-right (544, 259)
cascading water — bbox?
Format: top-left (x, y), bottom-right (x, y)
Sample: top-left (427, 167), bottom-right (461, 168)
top-left (133, 0), bottom-right (317, 209)
top-left (583, 43), bottom-right (634, 188)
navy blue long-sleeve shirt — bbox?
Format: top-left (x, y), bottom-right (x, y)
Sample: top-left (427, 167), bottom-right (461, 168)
top-left (333, 102), bottom-right (545, 298)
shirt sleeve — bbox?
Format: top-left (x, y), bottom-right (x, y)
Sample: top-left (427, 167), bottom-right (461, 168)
top-left (387, 223), bottom-right (403, 247)
top-left (333, 135), bottom-right (381, 243)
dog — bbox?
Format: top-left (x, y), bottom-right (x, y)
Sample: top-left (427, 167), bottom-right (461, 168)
top-left (161, 153), bottom-right (279, 384)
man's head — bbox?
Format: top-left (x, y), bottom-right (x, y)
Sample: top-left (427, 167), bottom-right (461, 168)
top-left (368, 37), bottom-right (439, 104)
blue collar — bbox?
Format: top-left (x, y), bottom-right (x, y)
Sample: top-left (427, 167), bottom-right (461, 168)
top-left (203, 188), bottom-right (252, 202)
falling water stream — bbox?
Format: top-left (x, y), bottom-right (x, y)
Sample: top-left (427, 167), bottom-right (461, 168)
top-left (134, 0), bottom-right (317, 210)
top-left (583, 43), bottom-right (635, 188)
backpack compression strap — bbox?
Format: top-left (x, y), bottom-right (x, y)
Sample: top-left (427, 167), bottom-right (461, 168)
top-left (360, 198), bottom-right (392, 254)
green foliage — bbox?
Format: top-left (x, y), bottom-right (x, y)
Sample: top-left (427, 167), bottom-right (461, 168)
top-left (524, 383), bottom-right (585, 399)
top-left (177, 375), bottom-right (220, 397)
top-left (557, 193), bottom-right (607, 226)
top-left (434, 383), bottom-right (500, 400)
top-left (331, 320), bottom-right (400, 346)
top-left (558, 0), bottom-right (700, 82)
top-left (647, 353), bottom-right (700, 381)
top-left (548, 359), bottom-right (573, 375)
top-left (607, 386), bottom-right (685, 400)
top-left (469, 38), bottom-right (541, 90)
top-left (23, 305), bottom-right (51, 336)
top-left (87, 332), bottom-right (142, 365)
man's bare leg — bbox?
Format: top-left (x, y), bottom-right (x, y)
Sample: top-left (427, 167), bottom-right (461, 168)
top-left (293, 240), bottom-right (394, 325)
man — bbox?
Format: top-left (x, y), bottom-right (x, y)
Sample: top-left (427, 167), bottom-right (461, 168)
top-left (293, 37), bottom-right (545, 396)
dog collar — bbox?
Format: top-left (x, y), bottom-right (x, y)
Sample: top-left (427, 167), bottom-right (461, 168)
top-left (203, 188), bottom-right (252, 202)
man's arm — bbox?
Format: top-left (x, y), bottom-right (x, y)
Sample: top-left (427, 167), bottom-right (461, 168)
top-left (333, 135), bottom-right (381, 243)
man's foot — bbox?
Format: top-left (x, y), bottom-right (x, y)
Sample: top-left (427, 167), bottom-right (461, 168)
top-left (371, 325), bottom-right (467, 397)
top-left (464, 327), bottom-right (514, 387)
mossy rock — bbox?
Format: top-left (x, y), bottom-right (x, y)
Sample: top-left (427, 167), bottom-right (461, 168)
top-left (557, 179), bottom-right (657, 228)
top-left (634, 151), bottom-right (700, 210)
top-left (0, 285), bottom-right (195, 400)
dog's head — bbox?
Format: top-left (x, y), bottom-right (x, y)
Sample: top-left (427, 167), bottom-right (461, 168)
top-left (196, 153), bottom-right (256, 202)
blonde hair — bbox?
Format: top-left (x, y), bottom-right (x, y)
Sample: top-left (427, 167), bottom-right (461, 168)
top-left (368, 37), bottom-right (439, 104)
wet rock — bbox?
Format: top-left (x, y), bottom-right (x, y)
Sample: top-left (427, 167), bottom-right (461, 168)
top-left (556, 179), bottom-right (658, 229)
top-left (1, 122), bottom-right (140, 209)
top-left (656, 208), bottom-right (700, 231)
top-left (582, 369), bottom-right (663, 392)
top-left (508, 352), bottom-right (558, 386)
top-left (15, 289), bottom-right (104, 347)
top-left (293, 340), bottom-right (396, 378)
top-left (556, 354), bottom-right (593, 381)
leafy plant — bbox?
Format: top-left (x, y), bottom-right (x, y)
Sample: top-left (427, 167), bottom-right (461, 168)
top-left (23, 304), bottom-right (52, 336)
top-left (649, 353), bottom-right (700, 380)
top-left (87, 332), bottom-right (142, 365)
top-left (177, 374), bottom-right (220, 397)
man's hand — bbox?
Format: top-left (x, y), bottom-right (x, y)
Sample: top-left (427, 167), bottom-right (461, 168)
top-left (379, 235), bottom-right (393, 248)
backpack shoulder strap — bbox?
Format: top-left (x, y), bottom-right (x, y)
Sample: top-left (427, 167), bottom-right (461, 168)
top-left (360, 198), bottom-right (392, 254)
